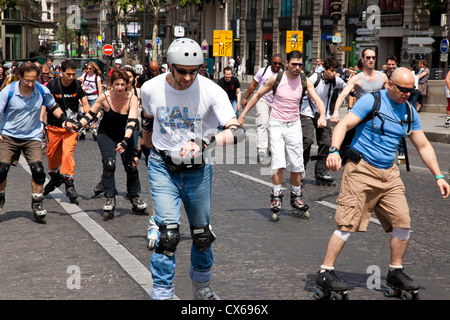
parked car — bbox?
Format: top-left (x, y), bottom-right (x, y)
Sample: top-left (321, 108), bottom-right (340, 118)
top-left (51, 50), bottom-right (66, 58)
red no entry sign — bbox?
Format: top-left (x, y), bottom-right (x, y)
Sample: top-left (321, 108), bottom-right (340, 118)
top-left (103, 44), bottom-right (114, 56)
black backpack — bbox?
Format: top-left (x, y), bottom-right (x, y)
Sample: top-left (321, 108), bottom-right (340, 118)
top-left (341, 91), bottom-right (414, 171)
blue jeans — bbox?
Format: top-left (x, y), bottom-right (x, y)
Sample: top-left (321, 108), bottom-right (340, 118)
top-left (230, 98), bottom-right (239, 118)
top-left (148, 149), bottom-right (213, 299)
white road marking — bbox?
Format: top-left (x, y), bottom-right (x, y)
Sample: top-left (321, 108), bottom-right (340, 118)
top-left (19, 158), bottom-right (175, 299)
top-left (230, 170), bottom-right (381, 226)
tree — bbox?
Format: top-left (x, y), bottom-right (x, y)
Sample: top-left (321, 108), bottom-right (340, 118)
top-left (54, 17), bottom-right (76, 53)
top-left (0, 0), bottom-right (18, 60)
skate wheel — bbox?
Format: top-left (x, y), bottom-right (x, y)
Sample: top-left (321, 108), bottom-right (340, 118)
top-left (272, 213), bottom-right (279, 222)
top-left (402, 291), bottom-right (413, 300)
top-left (331, 292), bottom-right (349, 300)
top-left (304, 211), bottom-right (310, 219)
top-left (314, 290), bottom-right (330, 300)
top-left (103, 211), bottom-right (114, 220)
top-left (384, 287), bottom-right (401, 298)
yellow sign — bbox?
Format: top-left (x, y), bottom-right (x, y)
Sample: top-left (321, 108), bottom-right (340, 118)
top-left (286, 31), bottom-right (303, 53)
top-left (213, 30), bottom-right (233, 57)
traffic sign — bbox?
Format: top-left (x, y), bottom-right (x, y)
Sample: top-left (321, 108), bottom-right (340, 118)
top-left (355, 36), bottom-right (377, 42)
top-left (407, 37), bottom-right (435, 45)
top-left (202, 39), bottom-right (208, 53)
top-left (407, 47), bottom-right (434, 54)
top-left (103, 44), bottom-right (114, 56)
top-left (213, 30), bottom-right (233, 57)
top-left (440, 38), bottom-right (449, 54)
top-left (408, 30), bottom-right (434, 36)
top-left (357, 28), bottom-right (376, 35)
top-left (332, 35), bottom-right (342, 43)
top-left (286, 30), bottom-right (304, 53)
top-left (337, 46), bottom-right (352, 52)
top-left (356, 42), bottom-right (379, 48)
top-left (440, 53), bottom-right (448, 62)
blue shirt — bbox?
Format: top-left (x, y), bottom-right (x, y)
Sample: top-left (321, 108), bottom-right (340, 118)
top-left (350, 89), bottom-right (421, 169)
top-left (0, 81), bottom-right (55, 140)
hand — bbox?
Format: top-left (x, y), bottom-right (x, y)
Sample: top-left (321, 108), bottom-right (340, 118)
top-left (180, 140), bottom-right (201, 158)
top-left (237, 114), bottom-right (245, 127)
top-left (326, 152), bottom-right (342, 172)
top-left (317, 114), bottom-right (327, 128)
top-left (330, 113), bottom-right (339, 123)
top-left (63, 121), bottom-right (78, 134)
top-left (437, 178), bottom-right (450, 199)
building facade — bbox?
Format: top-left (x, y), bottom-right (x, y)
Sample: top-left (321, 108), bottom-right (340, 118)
top-left (166, 0), bottom-right (450, 76)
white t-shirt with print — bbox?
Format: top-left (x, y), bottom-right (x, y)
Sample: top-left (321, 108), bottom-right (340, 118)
top-left (300, 73), bottom-right (346, 119)
top-left (140, 73), bottom-right (236, 153)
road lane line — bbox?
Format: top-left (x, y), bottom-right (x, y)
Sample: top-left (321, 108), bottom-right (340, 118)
top-left (230, 170), bottom-right (381, 226)
top-left (18, 158), bottom-right (176, 299)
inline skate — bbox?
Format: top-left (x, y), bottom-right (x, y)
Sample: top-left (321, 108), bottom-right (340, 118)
top-left (147, 216), bottom-right (159, 250)
top-left (64, 177), bottom-right (79, 205)
top-left (32, 194), bottom-right (47, 224)
top-left (315, 174), bottom-right (336, 186)
top-left (270, 190), bottom-right (283, 221)
top-left (130, 195), bottom-right (148, 215)
top-left (103, 196), bottom-right (116, 220)
top-left (290, 189), bottom-right (310, 219)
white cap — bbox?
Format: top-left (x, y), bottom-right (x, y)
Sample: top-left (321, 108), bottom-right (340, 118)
top-left (115, 59), bottom-right (122, 64)
top-left (167, 38), bottom-right (203, 66)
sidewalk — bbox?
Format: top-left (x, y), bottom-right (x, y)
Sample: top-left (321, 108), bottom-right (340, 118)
top-left (236, 74), bottom-right (450, 145)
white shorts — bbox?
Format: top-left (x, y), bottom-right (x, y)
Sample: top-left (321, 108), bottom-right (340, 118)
top-left (268, 118), bottom-right (304, 174)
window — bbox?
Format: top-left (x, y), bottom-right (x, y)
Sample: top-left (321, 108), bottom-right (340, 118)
top-left (300, 0), bottom-right (314, 16)
top-left (281, 0), bottom-right (293, 17)
top-left (248, 0), bottom-right (257, 19)
top-left (263, 0), bottom-right (273, 18)
top-left (348, 0), bottom-right (364, 15)
top-left (379, 0), bottom-right (404, 11)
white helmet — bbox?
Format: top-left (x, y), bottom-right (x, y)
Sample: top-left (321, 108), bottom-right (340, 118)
top-left (115, 59), bottom-right (122, 65)
top-left (167, 38), bottom-right (203, 66)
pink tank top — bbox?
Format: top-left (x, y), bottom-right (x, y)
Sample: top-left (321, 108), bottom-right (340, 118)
top-left (271, 73), bottom-right (302, 122)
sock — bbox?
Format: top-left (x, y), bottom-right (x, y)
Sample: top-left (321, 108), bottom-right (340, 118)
top-left (291, 185), bottom-right (301, 192)
top-left (272, 185), bottom-right (282, 193)
top-left (389, 265), bottom-right (403, 271)
top-left (320, 265), bottom-right (334, 273)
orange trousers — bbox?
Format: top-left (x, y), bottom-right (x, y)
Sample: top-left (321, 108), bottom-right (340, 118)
top-left (46, 125), bottom-right (78, 176)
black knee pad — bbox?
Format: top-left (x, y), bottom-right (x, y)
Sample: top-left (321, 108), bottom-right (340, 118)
top-left (30, 161), bottom-right (46, 185)
top-left (0, 162), bottom-right (10, 184)
top-left (125, 162), bottom-right (139, 177)
top-left (102, 158), bottom-right (116, 177)
top-left (191, 225), bottom-right (216, 251)
top-left (155, 224), bottom-right (180, 257)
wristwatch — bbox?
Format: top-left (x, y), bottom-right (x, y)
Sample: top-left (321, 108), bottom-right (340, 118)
top-left (329, 146), bottom-right (339, 154)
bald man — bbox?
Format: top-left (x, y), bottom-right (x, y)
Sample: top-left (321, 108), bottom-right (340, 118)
top-left (136, 61), bottom-right (161, 88)
top-left (314, 67), bottom-right (449, 299)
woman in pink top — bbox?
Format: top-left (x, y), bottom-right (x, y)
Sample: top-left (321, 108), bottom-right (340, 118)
top-left (239, 51), bottom-right (326, 221)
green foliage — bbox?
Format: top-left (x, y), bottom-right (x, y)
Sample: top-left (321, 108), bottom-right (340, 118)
top-left (424, 0), bottom-right (448, 12)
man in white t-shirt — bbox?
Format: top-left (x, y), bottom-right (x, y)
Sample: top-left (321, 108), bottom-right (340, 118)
top-left (140, 38), bottom-right (245, 300)
top-left (301, 56), bottom-right (346, 186)
top-left (242, 54), bottom-right (283, 162)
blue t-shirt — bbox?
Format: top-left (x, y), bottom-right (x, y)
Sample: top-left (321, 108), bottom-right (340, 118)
top-left (0, 81), bottom-right (55, 140)
top-left (350, 89), bottom-right (421, 169)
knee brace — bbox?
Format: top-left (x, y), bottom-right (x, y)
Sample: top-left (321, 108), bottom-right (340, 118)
top-left (191, 225), bottom-right (216, 251)
top-left (29, 161), bottom-right (46, 185)
top-left (392, 227), bottom-right (410, 240)
top-left (125, 162), bottom-right (139, 177)
top-left (334, 229), bottom-right (352, 242)
top-left (155, 224), bottom-right (180, 257)
top-left (102, 158), bottom-right (116, 177)
top-left (0, 162), bottom-right (10, 184)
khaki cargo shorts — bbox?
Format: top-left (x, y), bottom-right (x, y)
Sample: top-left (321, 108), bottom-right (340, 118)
top-left (0, 135), bottom-right (42, 166)
top-left (335, 158), bottom-right (410, 233)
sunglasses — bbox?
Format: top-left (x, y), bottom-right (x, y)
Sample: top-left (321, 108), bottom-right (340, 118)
top-left (391, 81), bottom-right (414, 94)
top-left (291, 63), bottom-right (304, 67)
top-left (272, 62), bottom-right (282, 66)
top-left (173, 66), bottom-right (199, 75)
top-left (364, 56), bottom-right (376, 60)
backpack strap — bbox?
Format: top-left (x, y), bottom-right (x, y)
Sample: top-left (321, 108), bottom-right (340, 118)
top-left (272, 72), bottom-right (284, 95)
